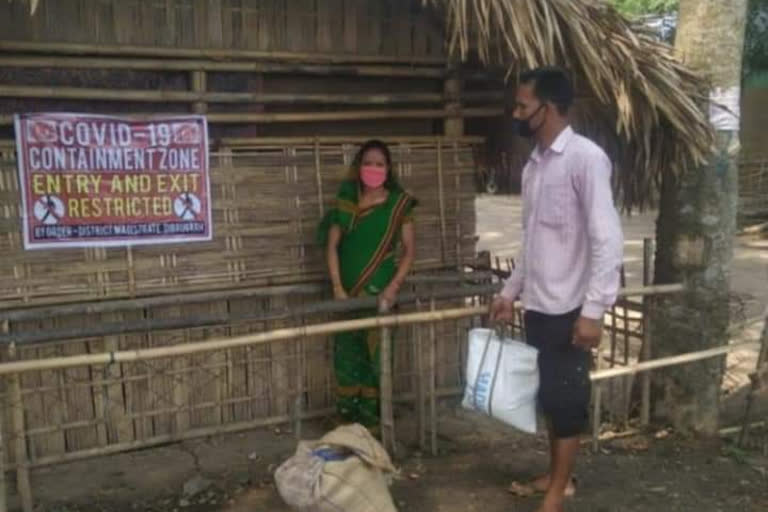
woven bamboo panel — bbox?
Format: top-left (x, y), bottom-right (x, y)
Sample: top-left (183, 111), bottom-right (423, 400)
top-left (0, 138), bottom-right (479, 307)
top-left (0, 289), bottom-right (477, 466)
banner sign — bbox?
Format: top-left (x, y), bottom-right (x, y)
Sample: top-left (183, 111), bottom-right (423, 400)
top-left (14, 113), bottom-right (212, 249)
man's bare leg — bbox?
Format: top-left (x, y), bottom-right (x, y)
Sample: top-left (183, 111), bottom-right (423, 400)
top-left (535, 435), bottom-right (580, 512)
top-left (530, 424), bottom-right (575, 496)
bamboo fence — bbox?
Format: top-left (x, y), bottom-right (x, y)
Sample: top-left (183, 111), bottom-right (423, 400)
top-left (739, 159), bottom-right (768, 225)
top-left (4, 281), bottom-right (765, 512)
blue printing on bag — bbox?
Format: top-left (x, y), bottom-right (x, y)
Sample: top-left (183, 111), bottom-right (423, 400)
top-left (312, 448), bottom-right (350, 462)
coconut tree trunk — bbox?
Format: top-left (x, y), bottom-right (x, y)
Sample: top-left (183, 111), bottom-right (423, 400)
top-left (651, 0), bottom-right (748, 434)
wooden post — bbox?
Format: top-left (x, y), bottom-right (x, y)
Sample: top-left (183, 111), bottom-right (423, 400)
top-left (592, 329), bottom-right (605, 452)
top-left (0, 321), bottom-right (8, 512)
top-left (294, 338), bottom-right (305, 441)
top-left (414, 300), bottom-right (426, 451)
top-left (379, 303), bottom-right (396, 455)
top-left (443, 68), bottom-right (463, 137)
top-left (314, 138), bottom-right (324, 216)
top-left (191, 70), bottom-right (207, 114)
top-left (429, 298), bottom-right (438, 456)
top-left (641, 238), bottom-right (653, 425)
top-left (7, 343), bottom-right (32, 512)
top-left (436, 140), bottom-right (448, 264)
top-left (737, 307), bottom-right (767, 447)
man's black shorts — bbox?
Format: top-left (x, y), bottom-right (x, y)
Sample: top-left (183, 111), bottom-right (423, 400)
top-left (524, 307), bottom-right (591, 439)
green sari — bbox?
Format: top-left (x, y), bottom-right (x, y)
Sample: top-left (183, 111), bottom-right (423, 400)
top-left (318, 180), bottom-right (416, 427)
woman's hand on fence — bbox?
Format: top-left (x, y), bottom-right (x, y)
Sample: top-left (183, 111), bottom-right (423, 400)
top-left (572, 316), bottom-right (602, 350)
top-left (378, 284), bottom-right (398, 312)
top-left (489, 296), bottom-right (515, 323)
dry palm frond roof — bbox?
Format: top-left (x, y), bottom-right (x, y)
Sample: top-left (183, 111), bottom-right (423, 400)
top-left (425, 0), bottom-right (713, 209)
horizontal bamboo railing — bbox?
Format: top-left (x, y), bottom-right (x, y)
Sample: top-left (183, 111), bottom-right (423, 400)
top-left (0, 85), bottom-right (503, 105)
top-left (0, 107), bottom-right (504, 126)
top-left (0, 40), bottom-right (447, 65)
top-left (0, 135), bottom-right (486, 150)
top-left (0, 55), bottom-right (447, 77)
top-left (0, 283), bottom-right (684, 375)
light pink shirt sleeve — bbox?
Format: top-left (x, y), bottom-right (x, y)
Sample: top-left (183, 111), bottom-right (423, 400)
top-left (573, 152), bottom-right (624, 319)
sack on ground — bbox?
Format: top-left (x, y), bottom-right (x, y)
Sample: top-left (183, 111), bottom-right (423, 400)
top-left (274, 423), bottom-right (398, 512)
top-left (462, 327), bottom-right (539, 433)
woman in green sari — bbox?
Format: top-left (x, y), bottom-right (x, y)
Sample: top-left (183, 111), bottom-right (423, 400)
top-left (318, 140), bottom-right (417, 430)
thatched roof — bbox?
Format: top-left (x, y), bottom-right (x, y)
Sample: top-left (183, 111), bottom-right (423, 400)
top-left (425, 0), bottom-right (714, 210)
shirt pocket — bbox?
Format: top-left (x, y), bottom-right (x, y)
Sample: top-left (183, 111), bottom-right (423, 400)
top-left (538, 184), bottom-right (569, 228)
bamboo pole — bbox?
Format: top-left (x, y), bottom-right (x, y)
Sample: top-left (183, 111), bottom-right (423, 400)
top-left (590, 340), bottom-right (762, 381)
top-left (0, 322), bottom-right (7, 512)
top-left (592, 325), bottom-right (606, 452)
top-left (0, 85), bottom-right (453, 105)
top-left (217, 135), bottom-right (486, 146)
top-left (414, 300), bottom-right (426, 451)
top-left (1, 284), bottom-right (686, 346)
top-left (0, 285), bottom-right (687, 375)
top-left (313, 138), bottom-right (324, 217)
top-left (0, 282), bottom-right (323, 322)
top-left (0, 135), bottom-right (486, 149)
top-left (0, 273), bottom-right (498, 324)
top-left (0, 307), bottom-right (488, 376)
top-left (379, 302), bottom-right (396, 455)
top-left (0, 40), bottom-right (447, 65)
top-left (436, 140), bottom-right (448, 263)
top-left (190, 70), bottom-right (207, 114)
top-left (0, 283), bottom-right (502, 345)
top-left (443, 68), bottom-right (464, 137)
top-left (19, 408), bottom-right (335, 469)
top-left (7, 343), bottom-right (33, 512)
top-left (0, 108), bottom-right (504, 126)
top-left (0, 55), bottom-right (446, 78)
top-left (429, 299), bottom-right (438, 456)
top-left (737, 308), bottom-right (767, 447)
top-left (640, 238), bottom-right (653, 425)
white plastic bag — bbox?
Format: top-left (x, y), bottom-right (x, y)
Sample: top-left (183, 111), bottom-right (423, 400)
top-left (462, 327), bottom-right (539, 433)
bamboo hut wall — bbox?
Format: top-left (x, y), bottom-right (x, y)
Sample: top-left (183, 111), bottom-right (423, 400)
top-left (0, 138), bottom-right (479, 307)
top-left (0, 0), bottom-right (445, 59)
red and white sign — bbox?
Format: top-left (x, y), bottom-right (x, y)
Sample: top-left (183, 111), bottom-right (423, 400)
top-left (14, 113), bottom-right (212, 249)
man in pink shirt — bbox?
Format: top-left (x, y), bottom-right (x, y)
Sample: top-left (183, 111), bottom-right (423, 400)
top-left (491, 67), bottom-right (624, 512)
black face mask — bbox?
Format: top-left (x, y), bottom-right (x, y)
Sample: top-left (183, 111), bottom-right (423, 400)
top-left (512, 104), bottom-right (546, 138)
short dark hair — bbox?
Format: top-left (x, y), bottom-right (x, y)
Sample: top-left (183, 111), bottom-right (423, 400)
top-left (519, 67), bottom-right (574, 115)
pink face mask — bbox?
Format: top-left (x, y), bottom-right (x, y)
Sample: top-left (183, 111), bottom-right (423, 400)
top-left (360, 165), bottom-right (387, 188)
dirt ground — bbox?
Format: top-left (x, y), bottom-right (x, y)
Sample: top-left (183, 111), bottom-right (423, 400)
top-left (22, 408), bottom-right (768, 512)
top-left (9, 195), bottom-right (768, 512)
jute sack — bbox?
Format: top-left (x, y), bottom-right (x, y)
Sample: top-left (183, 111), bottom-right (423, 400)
top-left (275, 423), bottom-right (398, 512)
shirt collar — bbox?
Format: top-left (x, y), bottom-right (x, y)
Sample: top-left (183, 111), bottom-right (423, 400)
top-left (529, 125), bottom-right (574, 163)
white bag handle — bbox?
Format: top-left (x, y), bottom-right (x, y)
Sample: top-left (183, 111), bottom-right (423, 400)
top-left (471, 327), bottom-right (504, 416)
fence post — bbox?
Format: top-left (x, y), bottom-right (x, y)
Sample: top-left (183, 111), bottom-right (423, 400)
top-left (738, 307), bottom-right (768, 447)
top-left (640, 238), bottom-right (654, 426)
top-left (8, 342), bottom-right (32, 512)
top-left (379, 303), bottom-right (396, 455)
top-left (0, 321), bottom-right (7, 512)
top-left (429, 298), bottom-right (438, 456)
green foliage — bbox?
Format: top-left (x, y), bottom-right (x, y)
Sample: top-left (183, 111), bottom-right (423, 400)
top-left (744, 0), bottom-right (768, 82)
top-left (608, 0), bottom-right (679, 16)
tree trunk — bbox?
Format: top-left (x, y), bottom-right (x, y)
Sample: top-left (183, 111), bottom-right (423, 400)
top-left (651, 0), bottom-right (748, 435)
